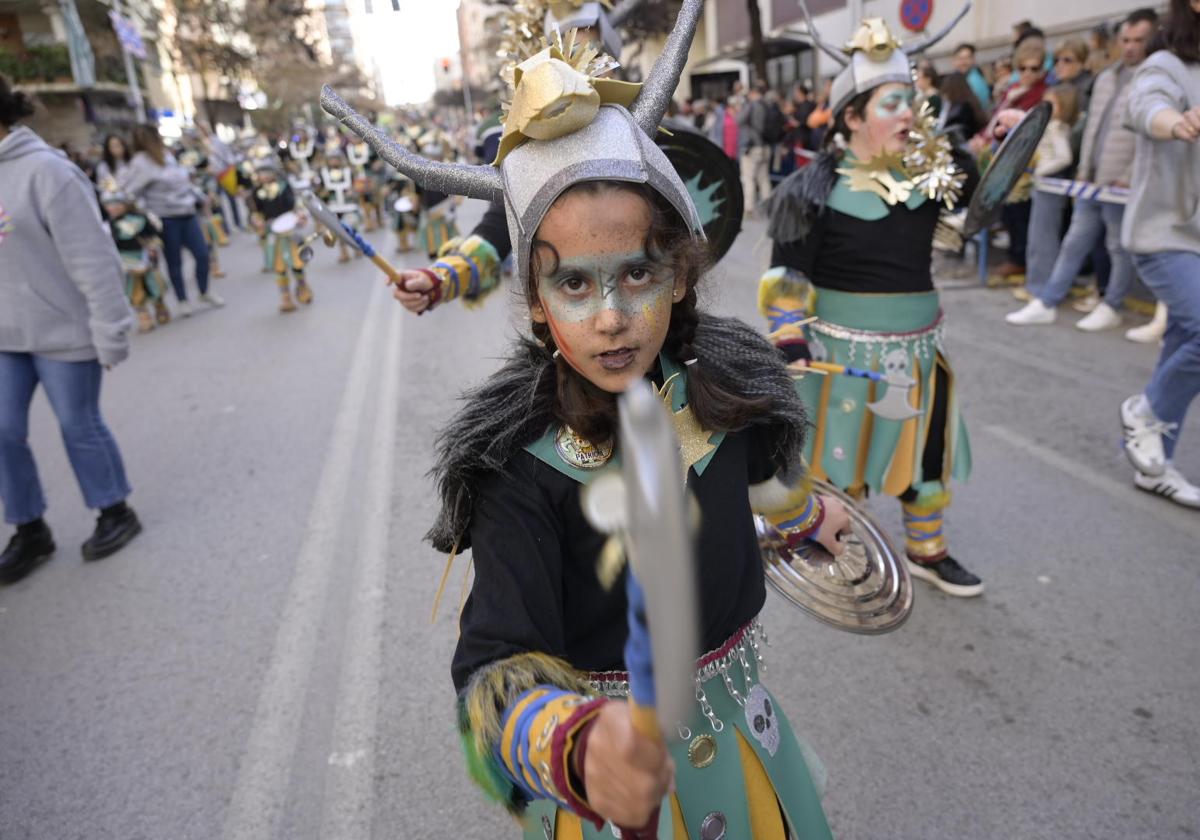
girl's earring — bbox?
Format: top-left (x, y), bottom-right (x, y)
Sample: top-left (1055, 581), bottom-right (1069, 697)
top-left (552, 349), bottom-right (562, 360)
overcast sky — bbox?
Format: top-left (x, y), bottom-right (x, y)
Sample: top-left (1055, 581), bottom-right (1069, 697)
top-left (352, 0), bottom-right (462, 105)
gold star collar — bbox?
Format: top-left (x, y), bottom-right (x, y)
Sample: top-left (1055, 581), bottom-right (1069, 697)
top-left (657, 373), bottom-right (716, 483)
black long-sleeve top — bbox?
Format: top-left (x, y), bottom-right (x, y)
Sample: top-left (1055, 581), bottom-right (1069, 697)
top-left (450, 427), bottom-right (776, 692)
top-left (771, 150), bottom-right (979, 295)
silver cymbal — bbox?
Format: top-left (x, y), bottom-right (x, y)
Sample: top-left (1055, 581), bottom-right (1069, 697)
top-left (757, 480), bottom-right (912, 634)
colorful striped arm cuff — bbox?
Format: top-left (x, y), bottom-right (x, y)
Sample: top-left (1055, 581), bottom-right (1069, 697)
top-left (496, 687), bottom-right (607, 828)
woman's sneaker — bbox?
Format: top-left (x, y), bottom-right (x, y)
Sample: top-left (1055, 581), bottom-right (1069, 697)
top-left (1134, 466), bottom-right (1200, 509)
top-left (1120, 395), bottom-right (1171, 477)
top-left (201, 291), bottom-right (225, 307)
top-left (906, 556), bottom-right (984, 597)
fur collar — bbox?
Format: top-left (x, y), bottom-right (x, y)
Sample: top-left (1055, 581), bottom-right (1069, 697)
top-left (426, 314), bottom-right (807, 553)
top-left (767, 150), bottom-right (839, 244)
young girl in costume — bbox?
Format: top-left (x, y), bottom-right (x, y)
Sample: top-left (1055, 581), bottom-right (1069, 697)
top-left (327, 6), bottom-right (852, 836)
top-left (761, 12), bottom-right (983, 597)
top-left (101, 190), bottom-right (170, 333)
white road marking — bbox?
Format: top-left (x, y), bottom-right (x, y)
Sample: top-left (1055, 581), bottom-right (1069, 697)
top-left (982, 424), bottom-right (1200, 541)
top-left (319, 304), bottom-right (403, 840)
top-left (222, 280), bottom-right (388, 840)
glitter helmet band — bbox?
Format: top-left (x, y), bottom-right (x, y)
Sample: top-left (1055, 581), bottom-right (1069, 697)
top-left (796, 0), bottom-right (971, 115)
top-left (501, 104), bottom-right (705, 285)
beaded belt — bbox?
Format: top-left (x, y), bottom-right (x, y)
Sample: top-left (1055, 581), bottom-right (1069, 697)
top-left (584, 618), bottom-right (769, 735)
top-left (808, 310), bottom-right (945, 367)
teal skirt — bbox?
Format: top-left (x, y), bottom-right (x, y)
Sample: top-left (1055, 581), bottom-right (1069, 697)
top-left (519, 622), bottom-right (831, 839)
top-left (798, 288), bottom-right (971, 497)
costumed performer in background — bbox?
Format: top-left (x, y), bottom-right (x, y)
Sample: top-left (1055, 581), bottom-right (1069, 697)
top-left (760, 9), bottom-right (985, 597)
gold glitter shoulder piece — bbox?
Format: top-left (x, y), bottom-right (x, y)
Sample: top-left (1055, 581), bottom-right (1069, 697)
top-left (837, 101), bottom-right (965, 210)
top-left (904, 100), bottom-right (967, 210)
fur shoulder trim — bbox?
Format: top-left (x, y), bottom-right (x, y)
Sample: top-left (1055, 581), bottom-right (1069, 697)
top-left (767, 151), bottom-right (839, 244)
top-left (426, 338), bottom-right (557, 553)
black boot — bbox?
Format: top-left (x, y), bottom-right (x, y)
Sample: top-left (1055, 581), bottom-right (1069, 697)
top-left (0, 520), bottom-right (56, 585)
top-left (81, 503), bottom-right (142, 562)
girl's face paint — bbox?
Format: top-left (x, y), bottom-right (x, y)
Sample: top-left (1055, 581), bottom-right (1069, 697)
top-left (530, 189), bottom-right (686, 394)
top-left (849, 83), bottom-right (916, 158)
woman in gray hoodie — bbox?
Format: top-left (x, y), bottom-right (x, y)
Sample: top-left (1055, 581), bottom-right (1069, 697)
top-left (0, 76), bottom-right (143, 585)
top-left (120, 124), bottom-right (223, 316)
top-left (1118, 0), bottom-right (1200, 510)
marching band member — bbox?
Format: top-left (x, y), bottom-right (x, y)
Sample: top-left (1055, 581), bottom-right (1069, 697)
top-left (101, 190), bottom-right (170, 333)
top-left (251, 162), bottom-right (314, 313)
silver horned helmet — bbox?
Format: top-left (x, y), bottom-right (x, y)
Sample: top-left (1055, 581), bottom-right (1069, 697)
top-left (321, 0), bottom-right (705, 280)
top-left (797, 0), bottom-right (971, 115)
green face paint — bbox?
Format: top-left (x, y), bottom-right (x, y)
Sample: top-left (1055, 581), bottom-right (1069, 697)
top-left (874, 88), bottom-right (915, 118)
top-left (536, 250), bottom-right (675, 324)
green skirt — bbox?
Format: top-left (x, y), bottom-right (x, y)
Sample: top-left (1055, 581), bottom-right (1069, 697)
top-left (798, 288), bottom-right (971, 497)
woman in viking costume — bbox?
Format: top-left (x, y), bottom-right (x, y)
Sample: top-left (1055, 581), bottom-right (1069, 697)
top-left (393, 0), bottom-right (644, 314)
top-left (325, 4), bottom-right (855, 837)
top-left (760, 7), bottom-right (983, 597)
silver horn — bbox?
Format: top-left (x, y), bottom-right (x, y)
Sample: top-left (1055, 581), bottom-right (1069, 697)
top-left (630, 0), bottom-right (705, 137)
top-left (320, 86), bottom-right (503, 201)
top-left (796, 0), bottom-right (850, 67)
top-left (903, 1), bottom-right (971, 55)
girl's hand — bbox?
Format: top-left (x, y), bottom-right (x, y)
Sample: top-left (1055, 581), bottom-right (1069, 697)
top-left (580, 701), bottom-right (674, 829)
top-left (392, 270), bottom-right (434, 314)
top-left (813, 493), bottom-right (850, 556)
top-left (993, 108), bottom-right (1025, 139)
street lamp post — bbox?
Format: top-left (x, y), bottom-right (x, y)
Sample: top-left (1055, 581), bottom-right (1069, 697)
top-left (108, 0), bottom-right (147, 123)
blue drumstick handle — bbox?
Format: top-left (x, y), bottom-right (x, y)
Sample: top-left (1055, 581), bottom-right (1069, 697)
top-left (624, 571), bottom-right (655, 710)
top-left (342, 223), bottom-right (376, 258)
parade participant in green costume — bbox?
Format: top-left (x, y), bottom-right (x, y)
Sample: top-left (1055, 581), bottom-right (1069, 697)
top-left (761, 10), bottom-right (984, 597)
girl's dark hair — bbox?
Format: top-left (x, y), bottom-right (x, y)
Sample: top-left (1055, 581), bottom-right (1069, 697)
top-left (526, 181), bottom-right (769, 445)
top-left (130, 124), bottom-right (166, 166)
top-left (940, 72), bottom-right (988, 127)
top-left (0, 75), bottom-right (35, 128)
top-left (825, 89), bottom-right (874, 151)
top-left (1164, 0), bottom-right (1200, 64)
top-left (102, 133), bottom-right (131, 174)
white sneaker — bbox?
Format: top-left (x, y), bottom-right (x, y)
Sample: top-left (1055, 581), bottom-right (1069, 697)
top-left (177, 300), bottom-right (193, 317)
top-left (1120, 394), bottom-right (1173, 477)
top-left (1135, 465), bottom-right (1200, 509)
top-left (1006, 299), bottom-right (1056, 325)
top-left (1076, 302), bottom-right (1122, 332)
top-left (201, 291), bottom-right (225, 308)
top-left (1125, 302), bottom-right (1167, 344)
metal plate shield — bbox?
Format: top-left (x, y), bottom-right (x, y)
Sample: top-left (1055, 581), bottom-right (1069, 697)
top-left (962, 101), bottom-right (1053, 238)
top-left (758, 481), bottom-right (913, 634)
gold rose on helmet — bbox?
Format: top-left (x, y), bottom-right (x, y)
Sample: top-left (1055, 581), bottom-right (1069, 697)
top-left (494, 29), bottom-right (640, 166)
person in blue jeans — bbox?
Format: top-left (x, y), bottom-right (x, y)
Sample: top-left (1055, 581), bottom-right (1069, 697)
top-left (1118, 2), bottom-right (1200, 510)
top-left (0, 77), bottom-right (143, 584)
top-left (1006, 10), bottom-right (1158, 331)
top-left (121, 124), bottom-right (224, 317)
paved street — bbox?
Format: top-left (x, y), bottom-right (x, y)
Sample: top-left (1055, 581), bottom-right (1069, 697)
top-left (2, 200), bottom-right (1198, 840)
